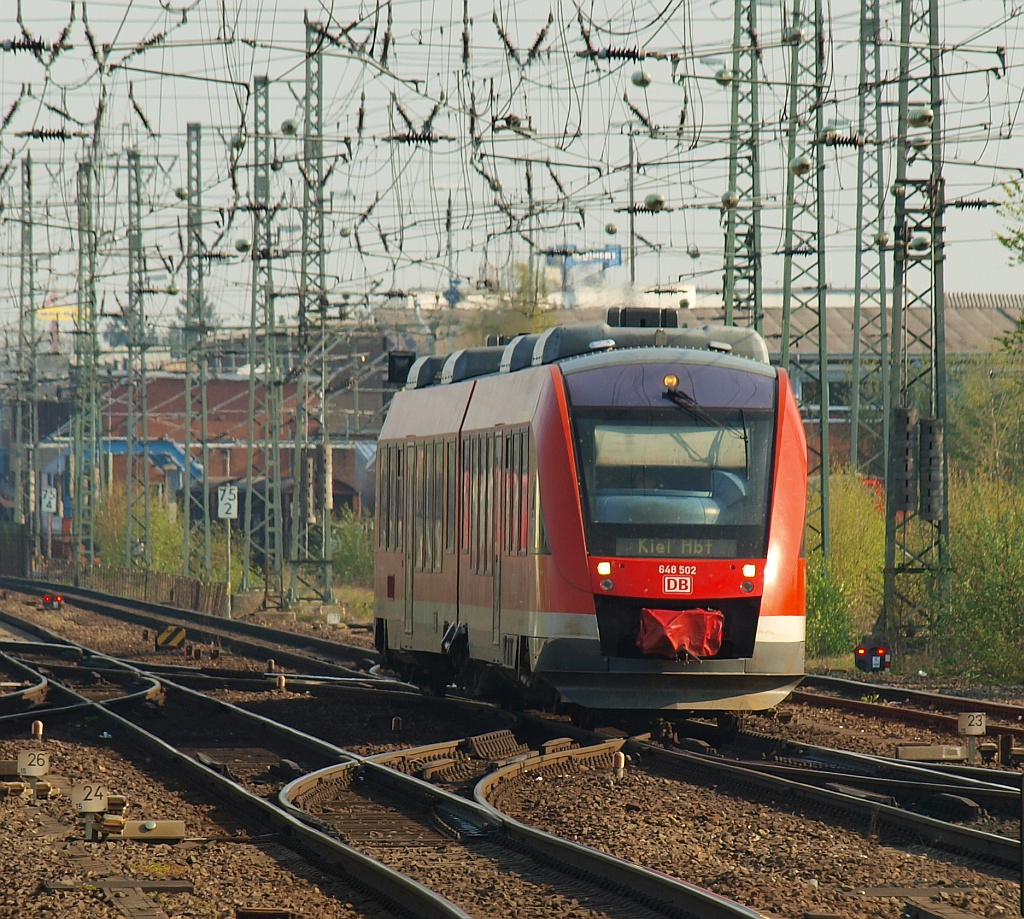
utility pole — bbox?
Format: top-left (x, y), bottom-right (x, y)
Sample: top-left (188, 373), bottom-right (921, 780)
top-left (183, 123), bottom-right (212, 579)
top-left (882, 0), bottom-right (949, 654)
top-left (14, 155), bottom-right (38, 558)
top-left (850, 0), bottom-right (890, 476)
top-left (779, 0), bottom-right (830, 556)
top-left (73, 161), bottom-right (101, 575)
top-left (722, 0), bottom-right (763, 331)
top-left (242, 74), bottom-right (286, 605)
top-left (125, 148), bottom-right (152, 570)
top-left (288, 19), bottom-right (334, 606)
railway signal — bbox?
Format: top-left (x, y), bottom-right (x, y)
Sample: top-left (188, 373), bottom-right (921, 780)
top-left (854, 640), bottom-right (890, 672)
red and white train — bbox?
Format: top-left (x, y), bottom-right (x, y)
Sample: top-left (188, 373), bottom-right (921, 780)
top-left (374, 309), bottom-right (806, 725)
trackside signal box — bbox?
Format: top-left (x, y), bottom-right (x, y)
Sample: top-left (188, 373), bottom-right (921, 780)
top-left (854, 640), bottom-right (891, 672)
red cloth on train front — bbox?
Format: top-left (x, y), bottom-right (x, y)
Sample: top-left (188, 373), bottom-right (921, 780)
top-left (637, 607), bottom-right (724, 659)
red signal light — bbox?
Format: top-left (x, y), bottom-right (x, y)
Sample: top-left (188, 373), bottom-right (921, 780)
top-left (875, 647), bottom-right (886, 656)
top-left (55, 595), bottom-right (63, 603)
top-left (43, 595), bottom-right (51, 603)
top-left (855, 646), bottom-right (866, 655)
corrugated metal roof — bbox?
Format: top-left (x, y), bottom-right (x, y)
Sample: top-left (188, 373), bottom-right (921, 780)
top-left (675, 289), bottom-right (1022, 358)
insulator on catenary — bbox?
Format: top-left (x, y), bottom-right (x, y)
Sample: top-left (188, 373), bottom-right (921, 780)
top-left (593, 46), bottom-right (638, 60)
top-left (1, 38), bottom-right (56, 53)
top-left (950, 198), bottom-right (998, 210)
top-left (14, 128), bottom-right (76, 141)
top-left (822, 133), bottom-right (866, 148)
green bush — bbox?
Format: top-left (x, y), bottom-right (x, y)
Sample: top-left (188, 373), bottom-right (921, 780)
top-left (332, 506), bottom-right (374, 587)
top-left (825, 472), bottom-right (885, 635)
top-left (805, 553), bottom-right (855, 658)
top-left (940, 472), bottom-right (1024, 681)
top-left (94, 484), bottom-right (185, 573)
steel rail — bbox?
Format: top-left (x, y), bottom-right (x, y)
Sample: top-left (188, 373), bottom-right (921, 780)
top-left (3, 649), bottom-right (470, 919)
top-left (0, 648), bottom-right (163, 721)
top-left (0, 579), bottom-right (383, 680)
top-left (801, 674), bottom-right (1024, 732)
top-left (282, 741), bottom-right (764, 919)
top-left (626, 737), bottom-right (1020, 869)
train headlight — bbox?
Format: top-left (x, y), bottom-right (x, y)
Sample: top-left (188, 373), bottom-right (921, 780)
top-left (596, 561), bottom-right (612, 576)
top-left (742, 564), bottom-right (756, 577)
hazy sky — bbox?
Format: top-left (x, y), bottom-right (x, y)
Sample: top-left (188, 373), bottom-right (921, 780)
top-left (1, 0), bottom-right (1022, 334)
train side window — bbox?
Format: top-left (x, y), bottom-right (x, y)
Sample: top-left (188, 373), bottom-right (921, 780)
top-left (504, 432), bottom-right (515, 555)
top-left (483, 434), bottom-right (495, 575)
top-left (505, 428), bottom-right (529, 556)
top-left (395, 444), bottom-right (404, 553)
top-left (445, 440), bottom-right (456, 554)
top-left (519, 430), bottom-right (530, 555)
top-left (433, 441), bottom-right (444, 569)
top-left (470, 435), bottom-right (481, 572)
top-left (414, 443), bottom-right (425, 571)
top-left (427, 441), bottom-right (436, 571)
top-left (461, 436), bottom-right (472, 554)
top-left (530, 443), bottom-right (550, 555)
top-left (376, 445), bottom-right (387, 550)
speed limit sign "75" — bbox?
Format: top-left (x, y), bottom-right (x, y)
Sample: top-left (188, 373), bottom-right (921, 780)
top-left (217, 485), bottom-right (238, 519)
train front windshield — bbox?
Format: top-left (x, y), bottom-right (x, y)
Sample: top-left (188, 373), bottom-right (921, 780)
top-left (565, 359), bottom-right (777, 558)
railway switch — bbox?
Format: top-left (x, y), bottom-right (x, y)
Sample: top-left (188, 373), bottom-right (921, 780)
top-left (854, 641), bottom-right (890, 672)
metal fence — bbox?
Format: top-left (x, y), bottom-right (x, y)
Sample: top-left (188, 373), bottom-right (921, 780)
top-left (32, 557), bottom-right (228, 618)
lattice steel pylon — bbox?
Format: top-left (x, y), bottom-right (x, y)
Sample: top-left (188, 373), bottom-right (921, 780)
top-left (288, 18), bottom-right (334, 606)
top-left (881, 0), bottom-right (950, 654)
top-left (722, 0), bottom-right (763, 332)
top-left (182, 123), bottom-right (212, 579)
top-left (779, 0), bottom-right (830, 556)
top-left (14, 155), bottom-right (38, 556)
top-left (125, 148), bottom-right (152, 569)
top-left (850, 0), bottom-right (890, 476)
top-left (73, 161), bottom-right (101, 575)
top-left (242, 74), bottom-right (286, 605)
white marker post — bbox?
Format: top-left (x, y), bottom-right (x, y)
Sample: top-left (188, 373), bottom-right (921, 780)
top-left (957, 712), bottom-right (986, 764)
top-left (217, 484), bottom-right (239, 618)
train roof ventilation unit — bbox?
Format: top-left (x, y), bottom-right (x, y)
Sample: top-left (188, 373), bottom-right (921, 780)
top-left (500, 334), bottom-right (541, 373)
top-left (405, 355), bottom-right (447, 389)
top-left (531, 322), bottom-right (769, 366)
top-left (441, 346), bottom-right (505, 384)
top-left (607, 306), bottom-right (680, 328)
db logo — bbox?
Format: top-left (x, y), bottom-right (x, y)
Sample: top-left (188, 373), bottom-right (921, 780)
top-left (663, 575), bottom-right (693, 594)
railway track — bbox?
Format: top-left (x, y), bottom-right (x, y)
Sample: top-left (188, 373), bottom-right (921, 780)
top-left (3, 584), bottom-right (1020, 916)
top-left (640, 735), bottom-right (1022, 869)
top-left (1, 641), bottom-right (765, 919)
top-left (795, 674), bottom-right (1024, 745)
top-left (285, 730), bottom-right (762, 919)
top-left (501, 713), bottom-right (1024, 873)
top-left (0, 577), bottom-right (382, 679)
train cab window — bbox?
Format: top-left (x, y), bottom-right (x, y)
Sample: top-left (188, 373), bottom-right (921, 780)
top-left (564, 359), bottom-right (777, 558)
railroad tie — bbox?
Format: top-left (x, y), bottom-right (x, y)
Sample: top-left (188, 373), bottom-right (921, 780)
top-left (902, 895), bottom-right (992, 919)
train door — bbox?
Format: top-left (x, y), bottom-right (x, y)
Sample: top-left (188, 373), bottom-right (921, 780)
top-left (403, 441), bottom-right (416, 637)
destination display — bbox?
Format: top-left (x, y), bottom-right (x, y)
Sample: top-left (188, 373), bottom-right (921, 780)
top-left (615, 537), bottom-right (738, 557)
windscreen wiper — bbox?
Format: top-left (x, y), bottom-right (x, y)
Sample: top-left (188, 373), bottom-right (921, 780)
top-left (662, 387), bottom-right (722, 428)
